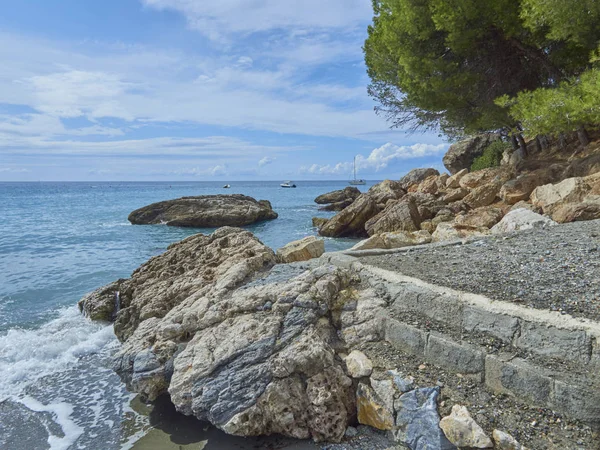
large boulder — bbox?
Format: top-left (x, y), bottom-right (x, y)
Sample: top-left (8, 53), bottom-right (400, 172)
top-left (319, 194), bottom-right (380, 238)
top-left (318, 199), bottom-right (355, 211)
top-left (499, 166), bottom-right (563, 205)
top-left (551, 201), bottom-right (600, 223)
top-left (459, 166), bottom-right (514, 190)
top-left (312, 217), bottom-right (329, 229)
top-left (443, 134), bottom-right (500, 175)
top-left (453, 206), bottom-right (505, 229)
top-left (530, 177), bottom-right (592, 215)
top-left (78, 280), bottom-right (123, 321)
top-left (490, 208), bottom-right (556, 234)
top-left (276, 236), bottom-right (325, 263)
top-left (365, 198), bottom-right (421, 236)
top-left (446, 168), bottom-right (468, 189)
top-left (82, 227), bottom-right (359, 442)
top-left (399, 168), bottom-right (440, 190)
top-left (314, 187), bottom-right (361, 205)
top-left (463, 182), bottom-right (502, 209)
top-left (432, 223), bottom-right (489, 242)
top-left (367, 180), bottom-right (406, 205)
top-left (128, 195), bottom-right (278, 227)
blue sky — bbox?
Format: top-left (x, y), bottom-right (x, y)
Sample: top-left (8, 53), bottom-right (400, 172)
top-left (0, 0), bottom-right (449, 181)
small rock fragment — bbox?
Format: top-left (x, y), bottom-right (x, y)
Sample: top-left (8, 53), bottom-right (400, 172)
top-left (492, 429), bottom-right (523, 450)
top-left (345, 350), bottom-right (373, 378)
top-left (356, 383), bottom-right (394, 431)
top-left (440, 405), bottom-right (493, 448)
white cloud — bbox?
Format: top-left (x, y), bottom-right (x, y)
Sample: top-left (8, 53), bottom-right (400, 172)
top-left (236, 56), bottom-right (253, 67)
top-left (0, 167), bottom-right (30, 173)
top-left (258, 156), bottom-right (276, 167)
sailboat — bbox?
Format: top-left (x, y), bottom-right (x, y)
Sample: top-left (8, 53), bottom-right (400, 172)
top-left (348, 156), bottom-right (366, 185)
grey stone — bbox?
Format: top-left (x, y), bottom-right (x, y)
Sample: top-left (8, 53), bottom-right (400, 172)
top-left (552, 380), bottom-right (600, 423)
top-left (462, 307), bottom-right (520, 343)
top-left (388, 369), bottom-right (415, 392)
top-left (514, 322), bottom-right (591, 363)
top-left (426, 333), bottom-right (485, 375)
top-left (394, 387), bottom-right (457, 450)
top-left (485, 356), bottom-right (552, 405)
top-left (384, 318), bottom-right (428, 357)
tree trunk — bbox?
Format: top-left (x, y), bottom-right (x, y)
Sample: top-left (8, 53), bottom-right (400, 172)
top-left (559, 133), bottom-right (567, 150)
top-left (577, 125), bottom-right (590, 147)
top-left (539, 135), bottom-right (550, 151)
top-left (511, 134), bottom-right (519, 151)
top-left (534, 136), bottom-right (542, 153)
top-left (516, 133), bottom-right (528, 157)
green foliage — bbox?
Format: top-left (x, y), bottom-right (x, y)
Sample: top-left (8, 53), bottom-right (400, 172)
top-left (365, 0), bottom-right (600, 137)
top-left (470, 141), bottom-right (512, 171)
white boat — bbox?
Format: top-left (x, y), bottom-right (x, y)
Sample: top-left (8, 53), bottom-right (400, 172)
top-left (223, 184), bottom-right (231, 188)
top-left (349, 156), bottom-right (366, 185)
top-left (280, 181), bottom-right (297, 188)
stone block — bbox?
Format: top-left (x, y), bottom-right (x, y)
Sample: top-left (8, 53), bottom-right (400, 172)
top-left (552, 380), bottom-right (600, 424)
top-left (384, 318), bottom-right (427, 357)
top-left (514, 322), bottom-right (591, 363)
top-left (462, 307), bottom-right (519, 343)
top-left (426, 333), bottom-right (485, 375)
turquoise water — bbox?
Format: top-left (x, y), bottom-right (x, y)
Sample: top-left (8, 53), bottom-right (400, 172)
top-left (0, 181), bottom-right (372, 449)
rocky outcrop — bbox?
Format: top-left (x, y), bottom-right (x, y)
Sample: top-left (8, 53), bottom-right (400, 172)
top-left (491, 208), bottom-right (556, 234)
top-left (499, 166), bottom-right (562, 205)
top-left (78, 280), bottom-right (123, 321)
top-left (367, 180), bottom-right (406, 205)
top-left (128, 195), bottom-right (278, 228)
top-left (453, 206), bottom-right (505, 229)
top-left (459, 166), bottom-right (513, 190)
top-left (399, 168), bottom-right (440, 190)
top-left (319, 194), bottom-right (380, 238)
top-left (365, 198), bottom-right (421, 236)
top-left (462, 182), bottom-right (502, 208)
top-left (276, 236), bottom-right (324, 263)
top-left (314, 187), bottom-right (361, 205)
top-left (551, 201), bottom-right (600, 223)
top-left (446, 168), bottom-right (468, 189)
top-left (312, 217), bottom-right (329, 229)
top-left (443, 134), bottom-right (500, 174)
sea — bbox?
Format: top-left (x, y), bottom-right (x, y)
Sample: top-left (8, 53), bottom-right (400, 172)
top-left (0, 181), bottom-right (374, 450)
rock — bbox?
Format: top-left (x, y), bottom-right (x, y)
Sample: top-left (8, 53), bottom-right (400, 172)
top-left (454, 206), bottom-right (505, 229)
top-left (437, 173), bottom-right (450, 189)
top-left (416, 175), bottom-right (440, 194)
top-left (463, 182), bottom-right (502, 209)
top-left (492, 429), bottom-right (523, 450)
top-left (491, 209), bottom-right (556, 234)
top-left (499, 167), bottom-right (561, 205)
top-left (530, 177), bottom-right (591, 215)
top-left (509, 201), bottom-right (541, 214)
top-left (459, 167), bottom-right (513, 190)
top-left (128, 194), bottom-right (278, 228)
top-left (78, 280), bottom-right (123, 321)
top-left (93, 227), bottom-right (359, 442)
top-left (443, 134), bottom-right (500, 174)
top-left (318, 199), bottom-right (354, 211)
top-left (400, 168), bottom-right (440, 190)
top-left (446, 168), bottom-right (469, 189)
top-left (345, 350), bottom-right (373, 378)
top-left (356, 383), bottom-right (394, 431)
top-left (370, 378), bottom-right (396, 413)
top-left (365, 198), bottom-right (421, 236)
top-left (314, 187), bottom-right (361, 205)
top-left (367, 180), bottom-right (406, 205)
top-left (406, 192), bottom-right (446, 220)
top-left (563, 153), bottom-right (600, 178)
top-left (432, 223), bottom-right (489, 242)
top-left (351, 230), bottom-right (432, 251)
top-left (276, 236), bottom-right (325, 263)
top-left (387, 369), bottom-right (415, 392)
top-left (345, 426), bottom-right (359, 438)
top-left (551, 200), bottom-right (600, 223)
top-left (432, 209), bottom-right (455, 227)
top-left (312, 217), bottom-right (329, 229)
top-left (442, 187), bottom-right (469, 203)
top-left (420, 220), bottom-right (436, 234)
top-left (439, 405), bottom-right (493, 448)
top-left (319, 194), bottom-right (380, 238)
top-left (394, 387), bottom-right (456, 449)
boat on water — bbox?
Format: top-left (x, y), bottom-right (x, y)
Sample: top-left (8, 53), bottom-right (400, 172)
top-left (280, 181), bottom-right (297, 188)
top-left (223, 184), bottom-right (231, 188)
top-left (349, 156), bottom-right (366, 185)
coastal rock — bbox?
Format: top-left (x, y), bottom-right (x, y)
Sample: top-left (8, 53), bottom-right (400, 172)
top-left (365, 198), bottom-right (421, 236)
top-left (453, 206), bottom-right (505, 230)
top-left (400, 168), bottom-right (440, 190)
top-left (314, 187), bottom-right (361, 205)
top-left (345, 350), bottom-right (373, 378)
top-left (432, 223), bottom-right (489, 242)
top-left (78, 280), bottom-right (123, 321)
top-left (563, 153), bottom-right (600, 178)
top-left (312, 217), bottom-right (329, 229)
top-left (416, 175), bottom-right (440, 194)
top-left (551, 200), bottom-right (600, 223)
top-left (319, 194), bottom-right (379, 238)
top-left (351, 230), bottom-right (432, 251)
top-left (99, 227), bottom-right (360, 442)
top-left (367, 180), bottom-right (406, 205)
top-left (443, 134), bottom-right (500, 175)
top-left (318, 199), bottom-right (354, 211)
top-left (442, 187), bottom-right (469, 203)
top-left (530, 177), bottom-right (591, 215)
top-left (356, 383), bottom-right (394, 431)
top-left (492, 429), bottom-right (524, 450)
top-left (499, 167), bottom-right (560, 205)
top-left (406, 192), bottom-right (446, 220)
top-left (439, 405), bottom-right (493, 448)
top-left (459, 166), bottom-right (513, 190)
top-left (394, 387), bottom-right (456, 449)
top-left (128, 194), bottom-right (278, 228)
top-left (276, 236), bottom-right (324, 263)
top-left (446, 168), bottom-right (468, 189)
top-left (463, 182), bottom-right (502, 209)
top-left (491, 209), bottom-right (556, 234)
top-left (509, 201), bottom-right (541, 213)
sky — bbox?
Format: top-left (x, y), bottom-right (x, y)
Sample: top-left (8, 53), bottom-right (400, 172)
top-left (0, 0), bottom-right (449, 181)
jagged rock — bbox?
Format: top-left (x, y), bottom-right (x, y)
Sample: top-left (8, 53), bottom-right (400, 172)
top-left (492, 429), bottom-right (524, 450)
top-left (509, 201), bottom-right (542, 213)
top-left (365, 198), bottom-right (421, 236)
top-left (345, 350), bottom-right (373, 378)
top-left (85, 228), bottom-right (361, 442)
top-left (400, 168), bottom-right (440, 190)
top-left (78, 280), bottom-right (123, 321)
top-left (437, 173), bottom-right (450, 189)
top-left (432, 223), bottom-right (489, 242)
top-left (314, 187), bottom-right (361, 205)
top-left (406, 192), bottom-right (446, 220)
top-left (338, 288), bottom-right (387, 347)
top-left (356, 383), bottom-right (394, 431)
top-left (128, 195), bottom-right (278, 227)
top-left (387, 370), bottom-right (415, 393)
top-left (442, 187), bottom-right (469, 203)
top-left (351, 230), bottom-right (432, 251)
top-left (367, 180), bottom-right (406, 205)
top-left (491, 208), bottom-right (556, 234)
top-left (439, 405), bottom-right (493, 448)
top-left (277, 236), bottom-right (324, 263)
top-left (370, 378), bottom-right (396, 414)
top-left (463, 182), bottom-right (502, 209)
top-left (459, 167), bottom-right (513, 190)
top-left (454, 206), bottom-right (505, 230)
top-left (420, 220), bottom-right (436, 234)
top-left (431, 209), bottom-right (455, 227)
top-left (312, 217), bottom-right (329, 229)
top-left (443, 134), bottom-right (500, 174)
top-left (563, 153), bottom-right (600, 178)
top-left (394, 387), bottom-right (456, 449)
top-left (499, 167), bottom-right (561, 205)
top-left (530, 177), bottom-right (591, 215)
top-left (319, 194), bottom-right (380, 238)
top-left (551, 200), bottom-right (600, 223)
top-left (318, 199), bottom-right (355, 211)
top-left (416, 175), bottom-right (440, 194)
top-left (446, 168), bottom-right (469, 189)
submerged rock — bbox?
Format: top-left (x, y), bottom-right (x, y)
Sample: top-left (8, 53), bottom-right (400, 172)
top-left (128, 194), bottom-right (278, 227)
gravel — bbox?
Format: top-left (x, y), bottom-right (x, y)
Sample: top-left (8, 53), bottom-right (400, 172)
top-left (360, 220), bottom-right (600, 321)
